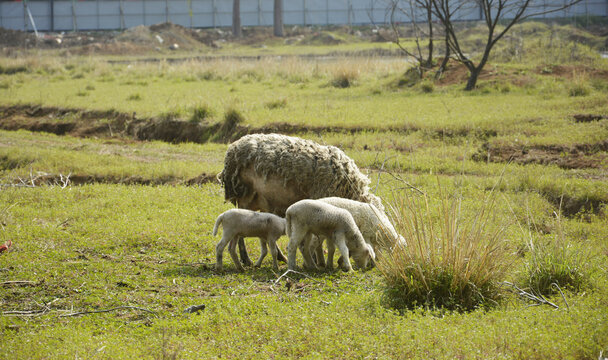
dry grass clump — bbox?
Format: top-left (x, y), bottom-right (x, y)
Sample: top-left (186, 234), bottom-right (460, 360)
top-left (330, 66), bottom-right (359, 88)
top-left (378, 185), bottom-right (512, 311)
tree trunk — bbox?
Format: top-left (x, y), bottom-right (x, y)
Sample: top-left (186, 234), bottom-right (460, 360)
top-left (465, 67), bottom-right (481, 90)
top-left (424, 6), bottom-right (433, 68)
top-left (435, 35), bottom-right (450, 79)
top-left (232, 0), bottom-right (242, 37)
top-left (274, 0), bottom-right (284, 37)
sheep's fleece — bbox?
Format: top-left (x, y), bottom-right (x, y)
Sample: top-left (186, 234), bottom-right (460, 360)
top-left (318, 197), bottom-right (403, 251)
top-left (219, 133), bottom-right (384, 214)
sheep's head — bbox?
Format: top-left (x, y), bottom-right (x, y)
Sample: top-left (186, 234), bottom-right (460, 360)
top-left (353, 243), bottom-right (375, 270)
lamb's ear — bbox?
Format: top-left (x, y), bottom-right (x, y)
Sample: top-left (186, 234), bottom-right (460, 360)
top-left (367, 244), bottom-right (376, 260)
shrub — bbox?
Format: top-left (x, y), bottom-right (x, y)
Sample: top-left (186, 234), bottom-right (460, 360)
top-left (378, 185), bottom-right (511, 312)
top-left (331, 68), bottom-right (358, 88)
top-left (265, 98), bottom-right (287, 110)
top-left (127, 93), bottom-right (142, 101)
top-left (189, 104), bottom-right (212, 123)
top-left (520, 212), bottom-right (591, 295)
top-left (568, 83), bottom-right (591, 97)
top-left (419, 80), bottom-right (434, 93)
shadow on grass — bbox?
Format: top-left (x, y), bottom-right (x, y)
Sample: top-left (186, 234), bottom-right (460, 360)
top-left (160, 260), bottom-right (348, 283)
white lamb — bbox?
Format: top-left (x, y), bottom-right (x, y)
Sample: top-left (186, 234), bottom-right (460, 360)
top-left (307, 197), bottom-right (406, 269)
top-left (285, 199), bottom-right (375, 272)
top-left (213, 209), bottom-right (286, 272)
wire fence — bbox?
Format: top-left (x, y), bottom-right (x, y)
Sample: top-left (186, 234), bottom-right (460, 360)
top-left (1, 0), bottom-right (606, 33)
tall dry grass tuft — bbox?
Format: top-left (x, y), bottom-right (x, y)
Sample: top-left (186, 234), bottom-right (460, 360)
top-left (378, 183), bottom-right (512, 311)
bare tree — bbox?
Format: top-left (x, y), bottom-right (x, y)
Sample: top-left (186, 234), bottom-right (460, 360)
top-left (274, 0), bottom-right (284, 37)
top-left (388, 0), bottom-right (435, 69)
top-left (430, 0), bottom-right (582, 90)
top-left (232, 0), bottom-right (242, 37)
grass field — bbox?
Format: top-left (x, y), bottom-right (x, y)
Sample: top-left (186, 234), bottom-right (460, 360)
top-left (1, 21), bottom-right (608, 359)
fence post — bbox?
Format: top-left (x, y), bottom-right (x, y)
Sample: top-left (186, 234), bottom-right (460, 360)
top-left (71, 0), bottom-right (77, 31)
top-left (258, 0), bottom-right (262, 25)
top-left (188, 0), bottom-right (193, 28)
top-left (165, 0), bottom-right (169, 23)
top-left (50, 0), bottom-right (55, 32)
top-left (326, 0), bottom-right (329, 25)
top-left (119, 0), bottom-right (125, 30)
top-left (303, 0), bottom-right (307, 25)
top-left (212, 0), bottom-right (216, 27)
top-left (23, 0), bottom-right (27, 31)
top-left (348, 0), bottom-right (352, 26)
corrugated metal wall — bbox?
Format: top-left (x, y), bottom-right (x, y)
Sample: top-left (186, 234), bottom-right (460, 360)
top-left (1, 0), bottom-right (606, 32)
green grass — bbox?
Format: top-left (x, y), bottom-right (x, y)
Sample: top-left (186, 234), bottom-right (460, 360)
top-left (0, 184), bottom-right (606, 358)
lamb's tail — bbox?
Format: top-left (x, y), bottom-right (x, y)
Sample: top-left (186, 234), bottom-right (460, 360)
top-left (212, 213), bottom-right (224, 236)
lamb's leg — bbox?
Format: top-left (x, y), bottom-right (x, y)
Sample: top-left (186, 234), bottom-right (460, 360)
top-left (229, 236), bottom-right (246, 272)
top-left (301, 233), bottom-right (318, 271)
top-left (254, 238), bottom-right (268, 268)
top-left (286, 229), bottom-right (304, 271)
top-left (268, 236), bottom-right (280, 271)
top-left (275, 245), bottom-right (288, 263)
top-left (326, 239), bottom-right (336, 271)
top-left (215, 233), bottom-right (232, 271)
top-left (237, 237), bottom-right (253, 266)
top-left (314, 236), bottom-right (326, 269)
top-left (333, 233), bottom-right (353, 272)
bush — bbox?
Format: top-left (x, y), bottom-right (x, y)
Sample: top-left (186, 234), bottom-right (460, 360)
top-left (568, 83), bottom-right (591, 97)
top-left (419, 80), bottom-right (434, 93)
top-left (265, 98), bottom-right (287, 110)
top-left (331, 68), bottom-right (358, 88)
top-left (189, 104), bottom-right (212, 123)
top-left (127, 93), bottom-right (142, 101)
top-left (521, 213), bottom-right (591, 295)
top-left (378, 186), bottom-right (511, 312)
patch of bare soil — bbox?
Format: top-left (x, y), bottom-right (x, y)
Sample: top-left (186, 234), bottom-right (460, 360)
top-left (472, 140), bottom-right (608, 169)
top-left (435, 59), bottom-right (536, 87)
top-left (1, 104), bottom-right (507, 150)
top-left (572, 114), bottom-right (608, 123)
top-left (537, 64), bottom-right (608, 81)
top-left (0, 104), bottom-right (417, 145)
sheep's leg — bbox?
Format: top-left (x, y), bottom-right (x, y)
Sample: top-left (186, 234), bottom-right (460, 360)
top-left (254, 238), bottom-right (268, 268)
top-left (275, 245), bottom-right (288, 263)
top-left (314, 236), bottom-right (326, 269)
top-left (301, 233), bottom-right (318, 271)
top-left (215, 233), bottom-right (233, 271)
top-left (334, 233), bottom-right (353, 272)
top-left (287, 229), bottom-right (305, 271)
top-left (229, 236), bottom-right (246, 272)
top-left (268, 236), bottom-right (280, 271)
top-left (237, 237), bottom-right (253, 266)
top-left (326, 239), bottom-right (336, 271)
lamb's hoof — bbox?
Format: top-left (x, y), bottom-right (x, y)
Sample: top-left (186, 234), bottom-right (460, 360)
top-left (241, 259), bottom-right (253, 267)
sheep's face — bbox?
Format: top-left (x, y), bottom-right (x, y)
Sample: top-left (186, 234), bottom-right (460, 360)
top-left (353, 244), bottom-right (374, 269)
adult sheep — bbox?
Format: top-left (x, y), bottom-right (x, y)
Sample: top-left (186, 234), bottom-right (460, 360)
top-left (218, 133), bottom-right (383, 265)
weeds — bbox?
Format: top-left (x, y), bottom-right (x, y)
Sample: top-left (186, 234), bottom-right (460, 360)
top-left (378, 182), bottom-right (511, 311)
top-left (265, 98), bottom-right (287, 110)
top-left (331, 67), bottom-right (358, 88)
top-left (127, 93), bottom-right (142, 101)
top-left (520, 211), bottom-right (592, 295)
top-left (189, 103), bottom-right (212, 123)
